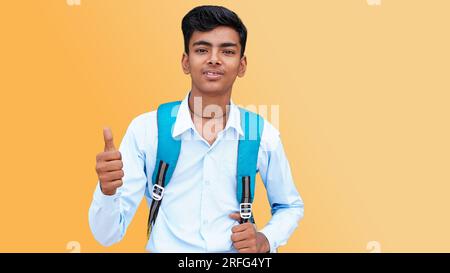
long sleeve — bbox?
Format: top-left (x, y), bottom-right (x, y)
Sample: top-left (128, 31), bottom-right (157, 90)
top-left (88, 117), bottom-right (149, 247)
top-left (257, 122), bottom-right (305, 253)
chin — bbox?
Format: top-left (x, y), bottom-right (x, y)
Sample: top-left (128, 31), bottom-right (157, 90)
top-left (197, 83), bottom-right (229, 95)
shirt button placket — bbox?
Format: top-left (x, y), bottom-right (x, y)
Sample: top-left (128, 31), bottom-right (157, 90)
top-left (200, 152), bottom-right (211, 251)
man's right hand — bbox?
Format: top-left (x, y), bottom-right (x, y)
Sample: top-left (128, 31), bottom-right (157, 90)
top-left (95, 127), bottom-right (124, 195)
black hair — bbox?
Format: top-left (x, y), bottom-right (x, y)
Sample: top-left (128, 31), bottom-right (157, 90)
top-left (182, 5), bottom-right (247, 57)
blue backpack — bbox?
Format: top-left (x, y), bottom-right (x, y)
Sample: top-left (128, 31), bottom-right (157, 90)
top-left (147, 101), bottom-right (264, 238)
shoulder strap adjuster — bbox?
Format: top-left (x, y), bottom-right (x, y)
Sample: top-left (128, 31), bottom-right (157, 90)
top-left (152, 184), bottom-right (165, 201)
top-left (240, 203), bottom-right (252, 219)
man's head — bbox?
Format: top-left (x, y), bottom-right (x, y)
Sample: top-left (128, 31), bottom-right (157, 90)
top-left (181, 5), bottom-right (248, 96)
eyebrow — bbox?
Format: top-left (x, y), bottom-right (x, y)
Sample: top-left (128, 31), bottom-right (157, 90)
top-left (192, 40), bottom-right (238, 48)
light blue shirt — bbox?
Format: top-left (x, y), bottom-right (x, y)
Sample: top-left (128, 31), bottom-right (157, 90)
top-left (89, 92), bottom-right (304, 252)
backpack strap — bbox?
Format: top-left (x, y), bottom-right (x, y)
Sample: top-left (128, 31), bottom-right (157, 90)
top-left (147, 101), bottom-right (182, 239)
top-left (237, 108), bottom-right (264, 223)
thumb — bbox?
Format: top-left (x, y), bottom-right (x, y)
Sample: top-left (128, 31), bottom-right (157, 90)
top-left (229, 212), bottom-right (242, 222)
top-left (103, 127), bottom-right (116, 152)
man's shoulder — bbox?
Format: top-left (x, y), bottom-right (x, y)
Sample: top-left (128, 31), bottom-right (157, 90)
top-left (129, 110), bottom-right (157, 128)
top-left (260, 117), bottom-right (281, 153)
top-left (125, 110), bottom-right (158, 141)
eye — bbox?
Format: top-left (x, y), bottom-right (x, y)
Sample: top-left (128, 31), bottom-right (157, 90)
top-left (224, 50), bottom-right (235, 55)
top-left (195, 48), bottom-right (207, 54)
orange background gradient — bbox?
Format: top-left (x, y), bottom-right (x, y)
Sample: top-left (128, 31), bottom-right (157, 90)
top-left (1, 0), bottom-right (450, 252)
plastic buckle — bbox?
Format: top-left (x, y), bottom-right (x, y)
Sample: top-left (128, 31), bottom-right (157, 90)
top-left (152, 184), bottom-right (164, 201)
top-left (240, 203), bottom-right (252, 219)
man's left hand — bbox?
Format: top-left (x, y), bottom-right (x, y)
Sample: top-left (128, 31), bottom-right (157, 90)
top-left (229, 213), bottom-right (270, 253)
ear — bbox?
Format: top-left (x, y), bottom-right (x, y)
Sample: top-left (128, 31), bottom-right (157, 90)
top-left (237, 55), bottom-right (247, 78)
top-left (181, 52), bottom-right (190, 74)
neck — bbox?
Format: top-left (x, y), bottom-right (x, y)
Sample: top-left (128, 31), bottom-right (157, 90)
top-left (188, 87), bottom-right (231, 120)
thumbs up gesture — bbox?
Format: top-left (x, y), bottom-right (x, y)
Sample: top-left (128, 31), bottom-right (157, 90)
top-left (95, 128), bottom-right (124, 195)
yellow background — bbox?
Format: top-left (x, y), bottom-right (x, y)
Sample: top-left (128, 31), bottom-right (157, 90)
top-left (1, 0), bottom-right (449, 252)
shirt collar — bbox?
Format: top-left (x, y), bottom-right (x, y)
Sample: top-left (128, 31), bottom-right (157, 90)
top-left (172, 91), bottom-right (244, 138)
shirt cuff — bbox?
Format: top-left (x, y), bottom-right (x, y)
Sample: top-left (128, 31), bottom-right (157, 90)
top-left (93, 182), bottom-right (121, 207)
top-left (258, 227), bottom-right (278, 253)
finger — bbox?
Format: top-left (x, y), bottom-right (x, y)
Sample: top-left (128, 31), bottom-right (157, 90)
top-left (229, 212), bottom-right (242, 222)
top-left (99, 170), bottom-right (124, 182)
top-left (233, 239), bottom-right (255, 250)
top-left (106, 170), bottom-right (125, 181)
top-left (231, 230), bottom-right (249, 242)
top-left (96, 160), bottom-right (123, 173)
top-left (97, 151), bottom-right (122, 162)
top-left (102, 179), bottom-right (123, 189)
top-left (237, 248), bottom-right (254, 253)
top-left (103, 127), bottom-right (116, 152)
top-left (231, 222), bottom-right (253, 233)
top-left (101, 179), bottom-right (123, 193)
top-left (108, 179), bottom-right (123, 189)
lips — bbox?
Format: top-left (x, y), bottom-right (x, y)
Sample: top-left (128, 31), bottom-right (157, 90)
top-left (203, 70), bottom-right (224, 80)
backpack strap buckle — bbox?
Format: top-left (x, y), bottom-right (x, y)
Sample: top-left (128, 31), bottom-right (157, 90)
top-left (152, 184), bottom-right (165, 201)
top-left (240, 203), bottom-right (252, 219)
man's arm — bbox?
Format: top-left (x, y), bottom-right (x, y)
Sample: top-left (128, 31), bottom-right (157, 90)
top-left (88, 119), bottom-right (148, 247)
top-left (257, 124), bottom-right (305, 253)
top-left (229, 122), bottom-right (304, 253)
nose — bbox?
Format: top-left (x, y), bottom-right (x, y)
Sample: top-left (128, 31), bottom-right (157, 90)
top-left (207, 50), bottom-right (222, 65)
top-left (207, 58), bottom-right (221, 65)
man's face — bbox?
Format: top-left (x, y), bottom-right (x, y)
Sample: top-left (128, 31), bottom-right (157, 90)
top-left (182, 26), bottom-right (247, 96)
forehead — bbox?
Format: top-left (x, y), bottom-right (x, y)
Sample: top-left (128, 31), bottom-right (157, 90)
top-left (190, 26), bottom-right (240, 46)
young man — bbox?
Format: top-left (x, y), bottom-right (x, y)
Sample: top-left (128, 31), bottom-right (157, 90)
top-left (89, 5), bottom-right (304, 253)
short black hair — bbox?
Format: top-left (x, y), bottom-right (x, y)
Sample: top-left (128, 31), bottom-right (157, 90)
top-left (182, 5), bottom-right (247, 57)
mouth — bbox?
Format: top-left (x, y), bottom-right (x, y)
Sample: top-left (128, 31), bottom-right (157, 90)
top-left (202, 70), bottom-right (224, 80)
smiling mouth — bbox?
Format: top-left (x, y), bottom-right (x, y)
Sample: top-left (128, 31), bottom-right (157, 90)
top-left (203, 71), bottom-right (224, 80)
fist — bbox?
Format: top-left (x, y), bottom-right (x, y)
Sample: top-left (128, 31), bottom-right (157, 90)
top-left (95, 127), bottom-right (124, 195)
top-left (229, 213), bottom-right (270, 253)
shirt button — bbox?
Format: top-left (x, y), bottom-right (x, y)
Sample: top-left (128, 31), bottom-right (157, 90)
top-left (205, 180), bottom-right (210, 186)
top-left (203, 220), bottom-right (208, 225)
